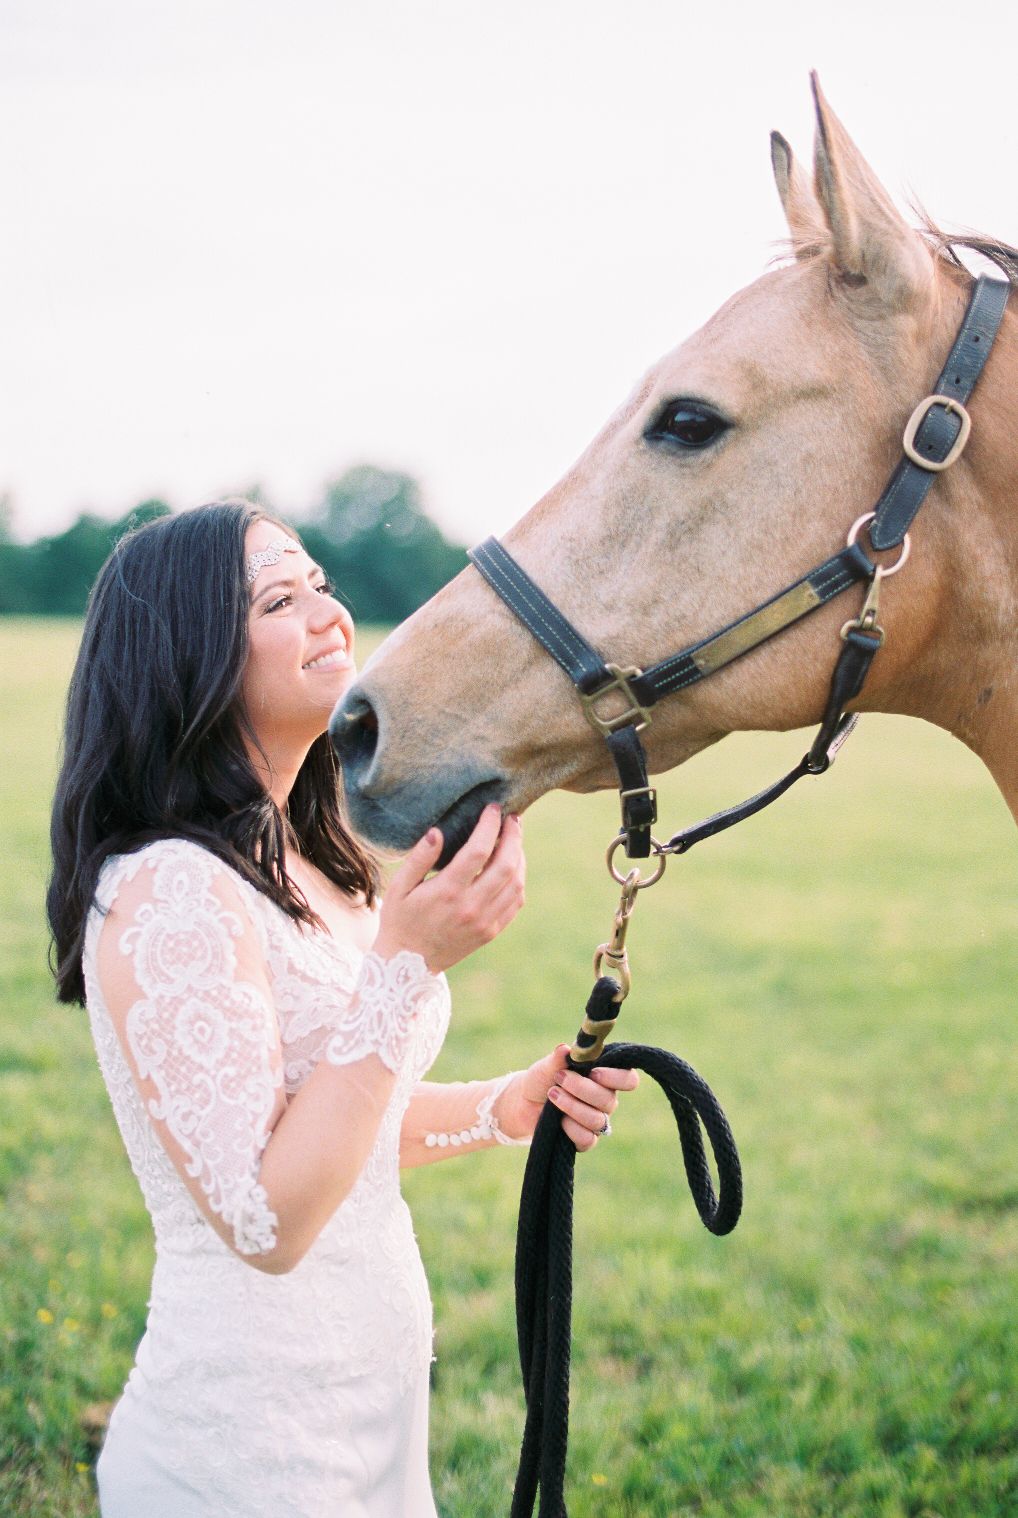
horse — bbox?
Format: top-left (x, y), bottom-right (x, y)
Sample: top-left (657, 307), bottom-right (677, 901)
top-left (330, 76), bottom-right (1018, 869)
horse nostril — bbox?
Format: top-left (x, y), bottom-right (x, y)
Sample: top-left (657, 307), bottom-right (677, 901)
top-left (329, 688), bottom-right (380, 791)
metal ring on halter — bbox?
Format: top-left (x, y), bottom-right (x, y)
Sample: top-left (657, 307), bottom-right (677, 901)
top-left (846, 511), bottom-right (912, 576)
top-left (606, 836), bottom-right (667, 888)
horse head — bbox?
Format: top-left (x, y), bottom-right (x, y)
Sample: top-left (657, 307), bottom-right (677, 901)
top-left (332, 76), bottom-right (1018, 858)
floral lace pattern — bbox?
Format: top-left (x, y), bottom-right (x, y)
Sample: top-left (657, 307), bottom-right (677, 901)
top-left (83, 837), bottom-right (451, 1514)
top-left (118, 846), bottom-right (281, 1255)
top-left (326, 949), bottom-right (446, 1073)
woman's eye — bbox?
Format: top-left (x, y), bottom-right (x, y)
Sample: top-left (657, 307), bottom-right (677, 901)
top-left (646, 400), bottom-right (729, 450)
top-left (265, 595), bottom-right (291, 614)
top-left (316, 579), bottom-right (336, 597)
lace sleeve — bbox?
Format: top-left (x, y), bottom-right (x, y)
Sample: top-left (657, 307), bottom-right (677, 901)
top-left (325, 950), bottom-right (449, 1075)
top-left (94, 843), bottom-right (285, 1256)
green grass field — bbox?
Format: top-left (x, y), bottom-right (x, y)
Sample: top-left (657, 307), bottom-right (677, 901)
top-left (2, 617), bottom-right (1017, 1517)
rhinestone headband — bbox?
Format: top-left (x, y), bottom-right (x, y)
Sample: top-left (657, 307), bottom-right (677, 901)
top-left (246, 534), bottom-right (301, 585)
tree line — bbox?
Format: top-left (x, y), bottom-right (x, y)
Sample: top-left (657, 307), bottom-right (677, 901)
top-left (0, 467), bottom-right (469, 623)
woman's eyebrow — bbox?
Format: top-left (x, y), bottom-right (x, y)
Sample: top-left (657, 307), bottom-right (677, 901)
top-left (251, 565), bottom-right (327, 604)
top-left (252, 576), bottom-right (296, 603)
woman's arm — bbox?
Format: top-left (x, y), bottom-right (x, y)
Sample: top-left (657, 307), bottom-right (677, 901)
top-left (399, 1074), bottom-right (528, 1166)
top-left (400, 1050), bottom-right (640, 1167)
top-left (97, 810), bottom-right (525, 1276)
top-left (96, 846), bottom-right (409, 1274)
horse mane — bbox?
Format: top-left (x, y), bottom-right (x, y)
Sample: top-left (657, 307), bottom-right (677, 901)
top-left (913, 209), bottom-right (1018, 286)
top-left (775, 210), bottom-right (1018, 286)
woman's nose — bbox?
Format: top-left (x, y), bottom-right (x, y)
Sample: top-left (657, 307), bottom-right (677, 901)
top-left (310, 589), bottom-right (351, 637)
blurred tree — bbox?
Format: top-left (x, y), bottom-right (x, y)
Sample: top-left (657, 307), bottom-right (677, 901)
top-left (0, 500), bottom-right (172, 615)
top-left (0, 474), bottom-right (466, 621)
top-left (110, 499), bottom-right (174, 536)
top-left (0, 493), bottom-right (35, 612)
top-left (302, 466), bottom-right (467, 623)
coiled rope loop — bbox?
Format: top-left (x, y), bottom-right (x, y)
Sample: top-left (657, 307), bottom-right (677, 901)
top-left (511, 978), bottom-right (743, 1518)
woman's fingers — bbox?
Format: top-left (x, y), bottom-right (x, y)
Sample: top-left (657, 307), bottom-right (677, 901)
top-left (441, 804), bottom-right (506, 885)
top-left (481, 867), bottom-right (526, 924)
top-left (547, 1064), bottom-right (640, 1152)
top-left (457, 814), bottom-right (524, 935)
top-left (548, 1077), bottom-right (616, 1126)
top-left (472, 812), bottom-right (524, 886)
top-left (374, 808), bottom-right (525, 974)
top-left (588, 1066), bottom-right (640, 1093)
top-left (559, 1115), bottom-right (600, 1153)
top-left (386, 827), bottom-right (445, 900)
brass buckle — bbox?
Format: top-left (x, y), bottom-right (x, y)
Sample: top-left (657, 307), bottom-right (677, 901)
top-left (902, 394), bottom-right (971, 472)
top-left (581, 665), bottom-right (652, 736)
top-left (619, 783), bottom-right (658, 819)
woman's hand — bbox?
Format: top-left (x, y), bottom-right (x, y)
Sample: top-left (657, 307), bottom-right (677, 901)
top-left (373, 804), bottom-right (525, 975)
top-left (496, 1044), bottom-right (640, 1152)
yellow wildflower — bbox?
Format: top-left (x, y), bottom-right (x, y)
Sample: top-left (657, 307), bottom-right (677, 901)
top-left (36, 1308), bottom-right (54, 1325)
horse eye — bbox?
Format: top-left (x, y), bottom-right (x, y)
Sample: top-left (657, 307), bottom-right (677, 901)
top-left (646, 400), bottom-right (729, 450)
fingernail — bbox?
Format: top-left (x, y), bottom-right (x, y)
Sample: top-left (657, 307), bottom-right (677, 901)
top-left (548, 1087), bottom-right (560, 1103)
top-left (426, 828), bottom-right (441, 845)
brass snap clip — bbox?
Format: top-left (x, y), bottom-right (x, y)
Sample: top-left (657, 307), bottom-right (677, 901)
top-left (840, 573), bottom-right (885, 645)
top-left (842, 512), bottom-right (912, 643)
top-left (592, 868), bottom-right (640, 1001)
top-left (593, 839), bottom-right (668, 1005)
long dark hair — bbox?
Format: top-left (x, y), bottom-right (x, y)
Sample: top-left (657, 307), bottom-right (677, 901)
top-left (48, 500), bottom-right (380, 1005)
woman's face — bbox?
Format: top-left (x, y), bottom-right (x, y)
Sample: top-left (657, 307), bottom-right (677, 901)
top-left (241, 519), bottom-right (356, 758)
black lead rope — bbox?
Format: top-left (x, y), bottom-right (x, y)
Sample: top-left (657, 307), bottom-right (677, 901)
top-left (511, 981), bottom-right (743, 1518)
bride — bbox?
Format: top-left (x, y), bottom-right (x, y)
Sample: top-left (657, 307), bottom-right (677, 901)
top-left (46, 501), bottom-right (637, 1517)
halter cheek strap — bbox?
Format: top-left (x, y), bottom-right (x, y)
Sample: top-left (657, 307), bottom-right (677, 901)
top-left (871, 277), bottom-right (1010, 548)
top-left (469, 535), bottom-right (877, 855)
top-left (469, 275), bottom-right (1009, 859)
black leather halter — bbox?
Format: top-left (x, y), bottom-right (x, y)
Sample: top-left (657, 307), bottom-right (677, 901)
top-left (469, 275), bottom-right (1010, 859)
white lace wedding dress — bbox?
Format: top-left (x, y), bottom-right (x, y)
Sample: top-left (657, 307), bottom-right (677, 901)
top-left (82, 837), bottom-right (451, 1517)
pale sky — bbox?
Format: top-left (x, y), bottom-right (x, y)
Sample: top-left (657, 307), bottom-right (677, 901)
top-left (2, 0), bottom-right (1015, 546)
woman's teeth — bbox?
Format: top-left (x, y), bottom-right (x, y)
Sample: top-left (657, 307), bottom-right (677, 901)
top-left (303, 649), bottom-right (348, 671)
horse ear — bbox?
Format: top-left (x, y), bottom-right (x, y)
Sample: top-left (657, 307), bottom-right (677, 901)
top-left (770, 130), bottom-right (827, 259)
top-left (809, 72), bottom-right (932, 302)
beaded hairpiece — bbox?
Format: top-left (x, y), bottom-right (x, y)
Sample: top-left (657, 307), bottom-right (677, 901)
top-left (246, 534), bottom-right (301, 585)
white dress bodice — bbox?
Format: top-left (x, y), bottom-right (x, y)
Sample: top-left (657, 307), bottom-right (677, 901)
top-left (82, 838), bottom-right (451, 1518)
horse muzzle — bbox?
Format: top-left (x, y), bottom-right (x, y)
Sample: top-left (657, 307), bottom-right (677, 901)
top-left (330, 682), bottom-right (507, 865)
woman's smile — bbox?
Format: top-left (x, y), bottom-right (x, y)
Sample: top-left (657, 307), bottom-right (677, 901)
top-left (303, 644), bottom-right (352, 673)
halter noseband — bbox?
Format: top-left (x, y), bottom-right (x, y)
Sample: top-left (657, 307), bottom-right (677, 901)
top-left (468, 275), bottom-right (1010, 861)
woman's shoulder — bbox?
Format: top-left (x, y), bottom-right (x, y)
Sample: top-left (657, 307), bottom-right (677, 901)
top-left (94, 836), bottom-right (255, 917)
